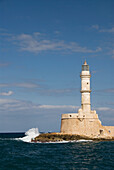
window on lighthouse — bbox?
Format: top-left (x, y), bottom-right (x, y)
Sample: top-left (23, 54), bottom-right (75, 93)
top-left (82, 65), bottom-right (89, 71)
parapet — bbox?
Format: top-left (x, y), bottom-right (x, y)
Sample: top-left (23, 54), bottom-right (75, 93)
top-left (61, 110), bottom-right (99, 119)
top-left (61, 113), bottom-right (78, 119)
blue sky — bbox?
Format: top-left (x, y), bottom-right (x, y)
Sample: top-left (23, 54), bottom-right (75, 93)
top-left (0, 0), bottom-right (114, 132)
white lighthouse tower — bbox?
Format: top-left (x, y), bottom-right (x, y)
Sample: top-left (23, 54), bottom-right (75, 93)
top-left (79, 60), bottom-right (91, 117)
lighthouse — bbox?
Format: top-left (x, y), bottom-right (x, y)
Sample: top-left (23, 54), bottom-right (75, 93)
top-left (78, 60), bottom-right (91, 117)
top-left (60, 61), bottom-right (113, 137)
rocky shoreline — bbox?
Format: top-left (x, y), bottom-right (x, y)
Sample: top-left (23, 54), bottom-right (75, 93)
top-left (31, 133), bottom-right (114, 143)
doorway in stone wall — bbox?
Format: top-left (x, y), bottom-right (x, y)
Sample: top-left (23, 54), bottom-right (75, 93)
top-left (99, 129), bottom-right (104, 135)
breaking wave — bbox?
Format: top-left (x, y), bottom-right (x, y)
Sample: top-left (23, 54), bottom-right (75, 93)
top-left (19, 128), bottom-right (39, 143)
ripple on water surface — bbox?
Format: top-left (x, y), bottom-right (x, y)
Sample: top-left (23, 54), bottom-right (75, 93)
top-left (0, 136), bottom-right (114, 169)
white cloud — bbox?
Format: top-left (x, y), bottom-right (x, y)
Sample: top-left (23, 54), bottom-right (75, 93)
top-left (96, 107), bottom-right (110, 111)
top-left (38, 105), bottom-right (79, 109)
top-left (90, 25), bottom-right (114, 58)
top-left (91, 25), bottom-right (99, 30)
top-left (0, 98), bottom-right (78, 112)
top-left (0, 81), bottom-right (78, 96)
top-left (33, 32), bottom-right (41, 36)
top-left (0, 82), bottom-right (40, 88)
top-left (4, 32), bottom-right (102, 54)
top-left (106, 48), bottom-right (114, 59)
top-left (105, 88), bottom-right (114, 93)
top-left (99, 27), bottom-right (114, 33)
top-left (15, 83), bottom-right (39, 88)
top-left (39, 88), bottom-right (78, 96)
top-left (0, 99), bottom-right (17, 104)
top-left (110, 49), bottom-right (114, 59)
top-left (91, 25), bottom-right (114, 33)
top-left (0, 99), bottom-right (34, 111)
top-left (0, 91), bottom-right (13, 96)
top-left (0, 83), bottom-right (9, 87)
top-left (96, 88), bottom-right (114, 93)
top-left (96, 107), bottom-right (114, 112)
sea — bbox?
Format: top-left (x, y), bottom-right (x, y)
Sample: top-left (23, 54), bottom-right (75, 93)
top-left (0, 128), bottom-right (114, 170)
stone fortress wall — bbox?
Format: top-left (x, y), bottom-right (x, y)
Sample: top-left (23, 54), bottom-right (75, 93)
top-left (60, 61), bottom-right (114, 138)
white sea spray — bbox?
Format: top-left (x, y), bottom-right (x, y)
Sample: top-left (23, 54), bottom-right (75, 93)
top-left (19, 128), bottom-right (39, 143)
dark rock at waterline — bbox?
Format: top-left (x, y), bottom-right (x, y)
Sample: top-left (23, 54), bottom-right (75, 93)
top-left (31, 133), bottom-right (114, 143)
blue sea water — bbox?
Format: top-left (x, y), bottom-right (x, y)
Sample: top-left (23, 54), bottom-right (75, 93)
top-left (0, 132), bottom-right (114, 170)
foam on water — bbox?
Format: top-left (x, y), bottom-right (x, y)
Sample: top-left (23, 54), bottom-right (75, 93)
top-left (35, 139), bottom-right (93, 144)
top-left (77, 139), bottom-right (93, 142)
top-left (19, 128), bottom-right (39, 143)
top-left (36, 140), bottom-right (70, 144)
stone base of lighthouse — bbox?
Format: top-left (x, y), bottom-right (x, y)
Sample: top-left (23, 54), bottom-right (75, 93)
top-left (60, 110), bottom-right (114, 137)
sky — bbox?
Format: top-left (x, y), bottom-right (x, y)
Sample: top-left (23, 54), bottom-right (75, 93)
top-left (0, 0), bottom-right (114, 132)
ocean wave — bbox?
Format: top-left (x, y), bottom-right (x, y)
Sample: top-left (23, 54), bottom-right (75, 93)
top-left (18, 128), bottom-right (39, 143)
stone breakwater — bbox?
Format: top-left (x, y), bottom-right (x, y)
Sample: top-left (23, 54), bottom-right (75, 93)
top-left (31, 133), bottom-right (114, 143)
